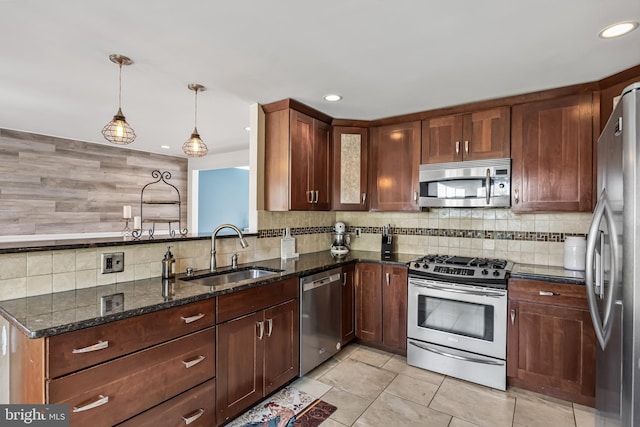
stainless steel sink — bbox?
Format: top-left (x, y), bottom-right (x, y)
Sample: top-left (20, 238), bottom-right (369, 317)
top-left (181, 266), bottom-right (283, 287)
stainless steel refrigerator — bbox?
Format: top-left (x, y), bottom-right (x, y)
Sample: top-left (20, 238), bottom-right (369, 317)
top-left (586, 82), bottom-right (640, 427)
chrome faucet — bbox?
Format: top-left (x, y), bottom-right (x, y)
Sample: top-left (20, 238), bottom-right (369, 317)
top-left (211, 224), bottom-right (249, 272)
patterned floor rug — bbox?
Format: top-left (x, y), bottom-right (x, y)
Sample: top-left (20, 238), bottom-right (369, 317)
top-left (227, 385), bottom-right (335, 427)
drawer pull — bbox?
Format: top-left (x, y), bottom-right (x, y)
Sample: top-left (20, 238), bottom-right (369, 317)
top-left (182, 408), bottom-right (205, 425)
top-left (73, 394), bottom-right (109, 412)
top-left (181, 313), bottom-right (205, 324)
top-left (182, 355), bottom-right (206, 369)
top-left (72, 340), bottom-right (109, 354)
top-left (539, 291), bottom-right (559, 296)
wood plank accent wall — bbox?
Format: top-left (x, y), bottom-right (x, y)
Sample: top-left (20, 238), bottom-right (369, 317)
top-left (0, 129), bottom-right (188, 236)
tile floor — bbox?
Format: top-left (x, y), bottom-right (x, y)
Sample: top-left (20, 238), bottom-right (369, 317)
top-left (291, 344), bottom-right (596, 427)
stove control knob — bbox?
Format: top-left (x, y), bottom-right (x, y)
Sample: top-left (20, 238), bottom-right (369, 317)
top-left (422, 263), bottom-right (429, 269)
top-left (481, 269), bottom-right (489, 275)
top-left (413, 263), bottom-right (421, 269)
top-left (493, 270), bottom-right (500, 277)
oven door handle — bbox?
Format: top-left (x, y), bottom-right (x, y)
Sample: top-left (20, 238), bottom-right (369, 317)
top-left (409, 341), bottom-right (504, 366)
top-left (412, 282), bottom-right (505, 298)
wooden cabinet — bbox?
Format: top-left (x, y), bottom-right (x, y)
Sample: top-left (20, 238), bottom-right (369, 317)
top-left (9, 298), bottom-right (217, 426)
top-left (264, 105), bottom-right (331, 211)
top-left (369, 121), bottom-right (421, 211)
top-left (511, 94), bottom-right (593, 212)
top-left (341, 263), bottom-right (356, 345)
top-left (331, 126), bottom-right (368, 211)
top-left (216, 278), bottom-right (299, 426)
top-left (355, 262), bottom-right (407, 354)
top-left (507, 278), bottom-right (596, 406)
top-left (382, 264), bottom-right (408, 353)
top-left (421, 107), bottom-right (510, 164)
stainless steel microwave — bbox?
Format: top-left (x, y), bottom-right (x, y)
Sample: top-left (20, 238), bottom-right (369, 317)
top-left (419, 158), bottom-right (511, 208)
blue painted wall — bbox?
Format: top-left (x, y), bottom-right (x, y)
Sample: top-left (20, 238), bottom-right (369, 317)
top-left (198, 168), bottom-right (249, 235)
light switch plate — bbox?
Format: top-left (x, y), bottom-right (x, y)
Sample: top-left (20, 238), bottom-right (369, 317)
top-left (100, 293), bottom-right (124, 316)
top-left (101, 252), bottom-right (124, 274)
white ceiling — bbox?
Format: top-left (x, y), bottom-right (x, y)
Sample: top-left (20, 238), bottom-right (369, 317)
top-left (1, 0), bottom-right (639, 158)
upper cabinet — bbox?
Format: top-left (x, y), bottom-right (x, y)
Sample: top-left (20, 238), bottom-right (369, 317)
top-left (511, 93), bottom-right (593, 212)
top-left (264, 103), bottom-right (331, 211)
top-left (369, 121), bottom-right (421, 211)
top-left (332, 126), bottom-right (368, 211)
top-left (421, 107), bottom-right (511, 164)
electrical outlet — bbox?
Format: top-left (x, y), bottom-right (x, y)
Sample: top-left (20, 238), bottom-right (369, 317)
top-left (101, 252), bottom-right (124, 274)
top-left (355, 228), bottom-right (362, 238)
top-left (100, 293), bottom-right (124, 316)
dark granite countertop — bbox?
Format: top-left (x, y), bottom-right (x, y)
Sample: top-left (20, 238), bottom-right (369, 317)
top-left (510, 263), bottom-right (585, 285)
top-left (0, 233), bottom-right (232, 254)
top-left (0, 250), bottom-right (414, 339)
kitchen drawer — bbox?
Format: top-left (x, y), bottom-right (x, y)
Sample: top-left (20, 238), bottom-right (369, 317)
top-left (217, 278), bottom-right (298, 323)
top-left (48, 298), bottom-right (215, 378)
top-left (117, 379), bottom-right (215, 427)
top-left (49, 326), bottom-right (215, 426)
top-left (508, 278), bottom-right (588, 310)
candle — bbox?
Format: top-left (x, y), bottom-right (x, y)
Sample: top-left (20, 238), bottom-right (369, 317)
top-left (133, 216), bottom-right (141, 230)
top-left (123, 205), bottom-right (132, 219)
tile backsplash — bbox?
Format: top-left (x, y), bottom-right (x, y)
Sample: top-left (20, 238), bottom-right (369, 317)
top-left (0, 209), bottom-right (592, 300)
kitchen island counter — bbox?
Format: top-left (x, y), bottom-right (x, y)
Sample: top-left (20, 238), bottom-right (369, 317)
top-left (0, 250), bottom-right (414, 339)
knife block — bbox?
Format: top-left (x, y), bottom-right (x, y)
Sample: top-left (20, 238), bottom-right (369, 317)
top-left (381, 235), bottom-right (393, 259)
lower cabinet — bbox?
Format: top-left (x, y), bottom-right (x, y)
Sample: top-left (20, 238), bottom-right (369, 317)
top-left (355, 262), bottom-right (407, 355)
top-left (341, 263), bottom-right (356, 345)
top-left (507, 278), bottom-right (596, 406)
top-left (216, 279), bottom-right (299, 426)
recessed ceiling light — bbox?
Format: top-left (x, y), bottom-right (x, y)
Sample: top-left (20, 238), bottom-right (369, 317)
top-left (599, 21), bottom-right (639, 38)
top-left (323, 94), bottom-right (342, 102)
top-left (160, 145), bottom-right (171, 149)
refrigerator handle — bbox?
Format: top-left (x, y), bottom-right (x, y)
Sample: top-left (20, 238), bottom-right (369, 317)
top-left (585, 190), bottom-right (619, 349)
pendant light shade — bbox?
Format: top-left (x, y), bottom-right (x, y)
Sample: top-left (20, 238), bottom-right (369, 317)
top-left (102, 54), bottom-right (136, 145)
top-left (182, 83), bottom-right (208, 157)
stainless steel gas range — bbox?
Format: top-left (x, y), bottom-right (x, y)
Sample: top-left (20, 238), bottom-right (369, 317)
top-left (407, 255), bottom-right (513, 390)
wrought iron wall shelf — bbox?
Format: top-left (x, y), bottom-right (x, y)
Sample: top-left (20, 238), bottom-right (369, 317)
top-left (133, 170), bottom-right (187, 239)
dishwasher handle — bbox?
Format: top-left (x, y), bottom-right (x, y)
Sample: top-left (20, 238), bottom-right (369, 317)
top-left (301, 272), bottom-right (342, 292)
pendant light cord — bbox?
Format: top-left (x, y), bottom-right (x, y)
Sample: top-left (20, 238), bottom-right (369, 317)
top-left (194, 88), bottom-right (199, 129)
top-left (118, 62), bottom-right (123, 110)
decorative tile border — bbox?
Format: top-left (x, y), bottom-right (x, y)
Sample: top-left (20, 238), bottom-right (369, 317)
top-left (257, 226), bottom-right (586, 242)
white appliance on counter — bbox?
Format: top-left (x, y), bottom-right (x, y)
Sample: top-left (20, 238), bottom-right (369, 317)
top-left (586, 82), bottom-right (640, 427)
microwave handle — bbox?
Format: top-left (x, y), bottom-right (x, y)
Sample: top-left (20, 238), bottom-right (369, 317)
top-left (485, 168), bottom-right (491, 205)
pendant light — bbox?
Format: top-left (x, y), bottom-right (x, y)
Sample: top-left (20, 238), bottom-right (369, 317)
top-left (182, 83), bottom-right (209, 157)
top-left (102, 54), bottom-right (136, 145)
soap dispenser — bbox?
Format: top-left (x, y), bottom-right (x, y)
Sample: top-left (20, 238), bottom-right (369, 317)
top-left (161, 246), bottom-right (176, 279)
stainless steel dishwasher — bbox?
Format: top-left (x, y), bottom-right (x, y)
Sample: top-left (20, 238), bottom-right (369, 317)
top-left (300, 268), bottom-right (342, 376)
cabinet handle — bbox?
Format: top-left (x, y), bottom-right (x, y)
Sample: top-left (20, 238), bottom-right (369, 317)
top-left (455, 140), bottom-right (460, 155)
top-left (465, 140), bottom-right (469, 154)
top-left (414, 191), bottom-right (419, 203)
top-left (307, 191), bottom-right (313, 203)
top-left (72, 340), bottom-right (109, 354)
top-left (362, 193), bottom-right (367, 204)
top-left (314, 190), bottom-right (319, 203)
top-left (385, 272), bottom-right (391, 286)
top-left (257, 321), bottom-right (264, 340)
top-left (539, 290), bottom-right (559, 296)
top-left (181, 313), bottom-right (205, 324)
top-left (343, 272), bottom-right (347, 286)
top-left (182, 355), bottom-right (206, 369)
top-left (510, 309), bottom-right (516, 325)
top-left (266, 318), bottom-right (273, 337)
top-left (514, 188), bottom-right (519, 204)
top-left (73, 395), bottom-right (109, 412)
top-left (182, 408), bottom-right (205, 425)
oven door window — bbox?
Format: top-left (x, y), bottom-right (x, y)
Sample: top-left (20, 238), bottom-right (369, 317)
top-left (417, 295), bottom-right (494, 341)
top-left (421, 178), bottom-right (488, 199)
